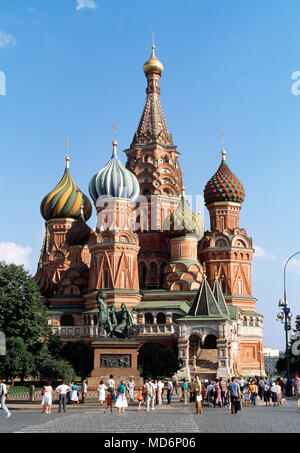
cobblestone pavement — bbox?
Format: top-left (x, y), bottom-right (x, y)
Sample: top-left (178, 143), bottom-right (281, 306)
top-left (0, 399), bottom-right (299, 433)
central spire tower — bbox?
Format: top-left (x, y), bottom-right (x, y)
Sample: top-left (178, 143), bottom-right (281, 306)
top-left (124, 42), bottom-right (184, 288)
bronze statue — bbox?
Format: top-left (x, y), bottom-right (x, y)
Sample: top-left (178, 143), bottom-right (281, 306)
top-left (97, 291), bottom-right (109, 337)
top-left (113, 303), bottom-right (134, 338)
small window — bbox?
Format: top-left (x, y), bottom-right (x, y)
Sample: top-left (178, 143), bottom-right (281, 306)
top-left (156, 313), bottom-right (166, 324)
top-left (145, 313), bottom-right (154, 324)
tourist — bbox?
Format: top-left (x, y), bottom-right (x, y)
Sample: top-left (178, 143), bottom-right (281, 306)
top-left (81, 380), bottom-right (87, 404)
top-left (275, 380), bottom-right (282, 406)
top-left (282, 376), bottom-right (288, 395)
top-left (195, 375), bottom-right (203, 414)
top-left (188, 378), bottom-right (196, 403)
top-left (293, 375), bottom-right (300, 412)
top-left (270, 382), bottom-right (278, 407)
top-left (213, 380), bottom-right (218, 407)
top-left (206, 380), bottom-right (214, 408)
top-left (145, 379), bottom-right (156, 411)
top-left (115, 380), bottom-right (128, 414)
top-left (216, 381), bottom-right (222, 407)
top-left (227, 377), bottom-right (241, 415)
top-left (56, 380), bottom-right (71, 413)
top-left (219, 377), bottom-right (227, 407)
top-left (127, 377), bottom-right (135, 402)
top-left (238, 375), bottom-right (245, 395)
top-left (97, 380), bottom-right (107, 405)
top-left (182, 378), bottom-right (189, 404)
top-left (263, 380), bottom-right (271, 406)
top-left (104, 392), bottom-right (113, 414)
top-left (167, 379), bottom-right (173, 405)
top-left (244, 384), bottom-right (251, 407)
top-left (137, 387), bottom-right (143, 410)
top-left (171, 373), bottom-right (179, 396)
top-left (71, 381), bottom-right (80, 405)
top-left (153, 379), bottom-right (158, 404)
top-left (41, 380), bottom-right (53, 414)
top-left (157, 379), bottom-right (164, 405)
top-left (0, 379), bottom-right (11, 419)
top-left (249, 379), bottom-right (258, 406)
top-left (226, 378), bottom-right (232, 412)
top-left (106, 374), bottom-right (116, 403)
top-left (276, 377), bottom-right (284, 404)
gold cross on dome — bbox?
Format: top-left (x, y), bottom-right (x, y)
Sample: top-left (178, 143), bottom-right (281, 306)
top-left (152, 31), bottom-right (155, 47)
top-left (66, 138), bottom-right (70, 156)
top-left (222, 131), bottom-right (224, 150)
top-left (113, 124), bottom-right (117, 141)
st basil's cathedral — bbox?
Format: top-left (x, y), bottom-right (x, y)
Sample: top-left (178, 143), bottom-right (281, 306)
top-left (34, 45), bottom-right (265, 379)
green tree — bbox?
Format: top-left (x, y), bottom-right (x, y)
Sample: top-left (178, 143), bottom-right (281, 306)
top-left (0, 337), bottom-right (35, 381)
top-left (39, 358), bottom-right (76, 383)
top-left (0, 262), bottom-right (50, 358)
top-left (60, 341), bottom-right (94, 379)
top-left (138, 343), bottom-right (180, 378)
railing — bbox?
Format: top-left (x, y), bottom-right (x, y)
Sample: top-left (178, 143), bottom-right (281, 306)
top-left (51, 323), bottom-right (177, 339)
top-left (138, 324), bottom-right (175, 335)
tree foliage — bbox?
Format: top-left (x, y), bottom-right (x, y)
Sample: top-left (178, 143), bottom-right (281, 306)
top-left (60, 341), bottom-right (94, 379)
top-left (0, 262), bottom-right (50, 355)
top-left (138, 343), bottom-right (180, 378)
top-left (0, 337), bottom-right (35, 381)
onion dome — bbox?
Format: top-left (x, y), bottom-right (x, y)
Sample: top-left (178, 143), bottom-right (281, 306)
top-left (168, 191), bottom-right (204, 238)
top-left (40, 156), bottom-right (92, 221)
top-left (89, 141), bottom-right (140, 203)
top-left (204, 149), bottom-right (245, 206)
top-left (66, 214), bottom-right (92, 246)
top-left (143, 45), bottom-right (164, 75)
top-left (33, 268), bottom-right (57, 298)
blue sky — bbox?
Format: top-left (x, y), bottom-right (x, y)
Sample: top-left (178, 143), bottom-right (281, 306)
top-left (0, 0), bottom-right (300, 350)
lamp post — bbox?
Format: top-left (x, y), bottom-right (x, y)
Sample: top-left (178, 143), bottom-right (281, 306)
top-left (276, 251), bottom-right (300, 397)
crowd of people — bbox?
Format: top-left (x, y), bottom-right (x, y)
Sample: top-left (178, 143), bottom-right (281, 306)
top-left (1, 373), bottom-right (300, 418)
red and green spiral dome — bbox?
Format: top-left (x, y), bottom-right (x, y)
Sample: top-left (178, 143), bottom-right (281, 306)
top-left (204, 155), bottom-right (245, 206)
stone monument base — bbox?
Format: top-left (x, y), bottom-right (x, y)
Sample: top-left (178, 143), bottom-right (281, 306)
top-left (88, 338), bottom-right (143, 387)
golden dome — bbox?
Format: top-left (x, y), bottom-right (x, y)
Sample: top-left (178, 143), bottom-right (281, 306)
top-left (143, 45), bottom-right (164, 75)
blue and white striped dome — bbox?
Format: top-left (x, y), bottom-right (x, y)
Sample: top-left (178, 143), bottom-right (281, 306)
top-left (89, 141), bottom-right (140, 203)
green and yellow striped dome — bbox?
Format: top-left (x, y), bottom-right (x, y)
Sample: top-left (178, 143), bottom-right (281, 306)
top-left (168, 195), bottom-right (204, 238)
top-left (40, 157), bottom-right (92, 221)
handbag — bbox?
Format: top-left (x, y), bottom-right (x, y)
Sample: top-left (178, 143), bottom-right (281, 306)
top-left (196, 395), bottom-right (202, 402)
top-left (42, 387), bottom-right (46, 395)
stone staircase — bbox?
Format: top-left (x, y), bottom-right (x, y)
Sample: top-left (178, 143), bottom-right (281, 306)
top-left (190, 348), bottom-right (218, 380)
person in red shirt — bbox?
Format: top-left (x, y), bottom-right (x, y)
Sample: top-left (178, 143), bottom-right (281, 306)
top-left (104, 393), bottom-right (113, 413)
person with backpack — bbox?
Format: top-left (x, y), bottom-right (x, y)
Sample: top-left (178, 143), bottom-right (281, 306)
top-left (0, 379), bottom-right (11, 419)
top-left (227, 376), bottom-right (241, 415)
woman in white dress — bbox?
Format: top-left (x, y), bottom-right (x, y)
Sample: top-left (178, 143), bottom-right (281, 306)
top-left (115, 380), bottom-right (128, 414)
top-left (41, 381), bottom-right (53, 414)
top-left (71, 383), bottom-right (79, 404)
top-left (97, 380), bottom-right (107, 405)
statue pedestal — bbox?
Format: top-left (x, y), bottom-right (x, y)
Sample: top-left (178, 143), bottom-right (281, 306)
top-left (88, 338), bottom-right (143, 387)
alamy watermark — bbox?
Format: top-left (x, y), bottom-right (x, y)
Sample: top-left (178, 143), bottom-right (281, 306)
top-left (0, 331), bottom-right (6, 355)
top-left (291, 71), bottom-right (300, 96)
top-left (0, 71), bottom-right (6, 95)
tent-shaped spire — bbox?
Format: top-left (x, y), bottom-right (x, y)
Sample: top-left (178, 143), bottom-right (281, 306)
top-left (212, 275), bottom-right (230, 317)
top-left (188, 276), bottom-right (224, 317)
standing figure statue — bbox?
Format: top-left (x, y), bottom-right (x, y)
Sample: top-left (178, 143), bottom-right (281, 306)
top-left (108, 302), bottom-right (118, 335)
top-left (97, 292), bottom-right (109, 337)
top-left (113, 303), bottom-right (134, 338)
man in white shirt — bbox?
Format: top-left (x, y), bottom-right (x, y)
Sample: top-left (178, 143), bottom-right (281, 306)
top-left (145, 379), bottom-right (155, 411)
top-left (0, 379), bottom-right (11, 418)
top-left (106, 374), bottom-right (116, 403)
top-left (167, 380), bottom-right (173, 405)
top-left (81, 380), bottom-right (87, 404)
top-left (157, 380), bottom-right (164, 405)
top-left (56, 380), bottom-right (71, 413)
top-left (127, 378), bottom-right (135, 402)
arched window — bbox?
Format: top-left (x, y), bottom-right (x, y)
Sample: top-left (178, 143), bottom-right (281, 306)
top-left (156, 313), bottom-right (166, 324)
top-left (238, 279), bottom-right (242, 295)
top-left (120, 270), bottom-right (126, 288)
top-left (60, 315), bottom-right (74, 326)
top-left (138, 262), bottom-right (147, 289)
top-left (172, 313), bottom-right (181, 324)
top-left (221, 280), bottom-right (226, 294)
top-left (249, 317), bottom-right (254, 326)
top-left (93, 315), bottom-right (97, 325)
top-left (243, 317), bottom-right (247, 326)
top-left (255, 318), bottom-right (259, 327)
top-left (220, 216), bottom-right (224, 230)
top-left (103, 269), bottom-right (109, 288)
top-left (145, 313), bottom-right (154, 324)
top-left (150, 262), bottom-right (158, 275)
